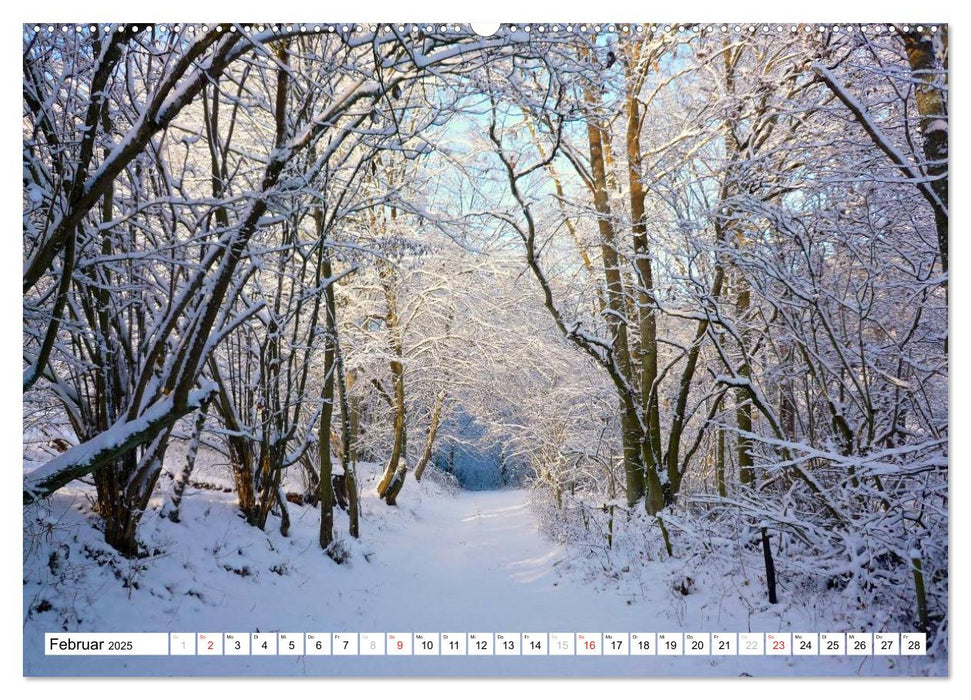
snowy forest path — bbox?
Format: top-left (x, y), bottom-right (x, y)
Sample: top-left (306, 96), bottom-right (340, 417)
top-left (355, 487), bottom-right (638, 633)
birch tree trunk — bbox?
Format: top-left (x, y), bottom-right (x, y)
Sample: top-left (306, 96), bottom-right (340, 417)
top-left (902, 28), bottom-right (948, 274)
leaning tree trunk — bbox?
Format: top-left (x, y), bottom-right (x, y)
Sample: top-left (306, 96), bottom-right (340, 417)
top-left (376, 258), bottom-right (409, 503)
top-left (376, 359), bottom-right (406, 500)
top-left (384, 427), bottom-right (408, 505)
top-left (414, 391), bottom-right (446, 482)
top-left (164, 398), bottom-right (210, 523)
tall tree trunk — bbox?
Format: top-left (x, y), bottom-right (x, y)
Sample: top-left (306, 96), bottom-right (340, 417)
top-left (85, 105), bottom-right (176, 556)
top-left (89, 115), bottom-right (133, 554)
top-left (624, 50), bottom-right (665, 511)
top-left (585, 101), bottom-right (645, 507)
top-left (318, 350), bottom-right (336, 551)
top-left (318, 255), bottom-right (338, 551)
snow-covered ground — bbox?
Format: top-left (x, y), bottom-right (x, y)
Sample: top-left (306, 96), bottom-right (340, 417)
top-left (23, 458), bottom-right (944, 677)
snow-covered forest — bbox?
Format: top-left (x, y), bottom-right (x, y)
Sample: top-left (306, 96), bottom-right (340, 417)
top-left (22, 22), bottom-right (947, 676)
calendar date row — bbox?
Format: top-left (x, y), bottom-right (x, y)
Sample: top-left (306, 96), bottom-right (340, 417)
top-left (45, 631), bottom-right (926, 656)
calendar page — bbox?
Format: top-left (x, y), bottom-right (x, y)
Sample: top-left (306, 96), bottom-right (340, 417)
top-left (21, 15), bottom-right (948, 679)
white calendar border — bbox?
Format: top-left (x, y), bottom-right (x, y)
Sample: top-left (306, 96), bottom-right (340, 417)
top-left (6, 1), bottom-right (958, 699)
